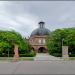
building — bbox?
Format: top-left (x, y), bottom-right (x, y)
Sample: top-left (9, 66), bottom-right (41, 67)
top-left (29, 21), bottom-right (50, 53)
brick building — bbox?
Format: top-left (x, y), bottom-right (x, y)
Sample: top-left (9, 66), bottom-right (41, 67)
top-left (29, 21), bottom-right (50, 53)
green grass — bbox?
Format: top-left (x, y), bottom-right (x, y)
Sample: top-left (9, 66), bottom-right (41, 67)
top-left (0, 57), bottom-right (34, 61)
top-left (69, 57), bottom-right (75, 60)
top-left (60, 57), bottom-right (75, 60)
top-left (0, 57), bottom-right (75, 61)
top-left (19, 57), bottom-right (34, 61)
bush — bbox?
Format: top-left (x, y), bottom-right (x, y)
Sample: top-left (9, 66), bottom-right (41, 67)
top-left (0, 30), bottom-right (32, 55)
top-left (50, 53), bottom-right (62, 57)
top-left (19, 51), bottom-right (36, 57)
top-left (0, 54), bottom-right (14, 57)
top-left (69, 54), bottom-right (75, 57)
top-left (0, 50), bottom-right (36, 57)
top-left (47, 28), bottom-right (75, 57)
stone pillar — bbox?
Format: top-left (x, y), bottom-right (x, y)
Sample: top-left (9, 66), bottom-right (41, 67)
top-left (62, 46), bottom-right (69, 60)
top-left (13, 44), bottom-right (19, 61)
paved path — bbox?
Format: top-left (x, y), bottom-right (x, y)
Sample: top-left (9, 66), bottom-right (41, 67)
top-left (0, 61), bottom-right (75, 74)
top-left (34, 53), bottom-right (63, 61)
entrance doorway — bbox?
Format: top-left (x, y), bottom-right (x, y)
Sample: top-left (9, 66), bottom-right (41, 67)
top-left (38, 47), bottom-right (46, 53)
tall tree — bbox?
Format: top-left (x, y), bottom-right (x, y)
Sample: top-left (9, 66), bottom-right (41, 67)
top-left (0, 30), bottom-right (31, 56)
top-left (46, 28), bottom-right (75, 57)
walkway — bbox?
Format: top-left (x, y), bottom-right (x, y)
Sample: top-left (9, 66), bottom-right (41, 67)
top-left (34, 53), bottom-right (63, 61)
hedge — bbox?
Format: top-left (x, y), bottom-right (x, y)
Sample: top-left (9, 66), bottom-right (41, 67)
top-left (19, 54), bottom-right (35, 57)
top-left (69, 54), bottom-right (75, 57)
top-left (0, 54), bottom-right (13, 57)
top-left (0, 51), bottom-right (36, 57)
top-left (50, 53), bottom-right (62, 57)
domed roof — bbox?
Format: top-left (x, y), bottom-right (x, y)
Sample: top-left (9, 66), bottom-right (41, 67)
top-left (31, 21), bottom-right (50, 37)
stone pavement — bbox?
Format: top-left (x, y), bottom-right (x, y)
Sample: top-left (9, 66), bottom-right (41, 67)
top-left (0, 61), bottom-right (75, 74)
top-left (34, 53), bottom-right (63, 61)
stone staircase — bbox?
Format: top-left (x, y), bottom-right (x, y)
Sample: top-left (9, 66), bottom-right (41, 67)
top-left (34, 53), bottom-right (63, 61)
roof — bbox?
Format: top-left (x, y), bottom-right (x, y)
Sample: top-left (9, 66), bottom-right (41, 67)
top-left (30, 21), bottom-right (50, 37)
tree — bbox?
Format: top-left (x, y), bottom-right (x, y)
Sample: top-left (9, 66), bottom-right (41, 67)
top-left (0, 30), bottom-right (32, 56)
top-left (46, 28), bottom-right (75, 57)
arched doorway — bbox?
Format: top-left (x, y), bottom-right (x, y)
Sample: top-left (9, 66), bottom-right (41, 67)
top-left (38, 47), bottom-right (47, 53)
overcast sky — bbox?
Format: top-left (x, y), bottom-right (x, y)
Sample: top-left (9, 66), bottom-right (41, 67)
top-left (0, 1), bottom-right (75, 37)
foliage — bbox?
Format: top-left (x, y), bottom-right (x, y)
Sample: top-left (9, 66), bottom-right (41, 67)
top-left (0, 30), bottom-right (33, 57)
top-left (19, 51), bottom-right (36, 57)
top-left (46, 28), bottom-right (75, 57)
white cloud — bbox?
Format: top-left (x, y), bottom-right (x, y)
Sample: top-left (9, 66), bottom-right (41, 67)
top-left (0, 1), bottom-right (40, 37)
top-left (0, 1), bottom-right (75, 37)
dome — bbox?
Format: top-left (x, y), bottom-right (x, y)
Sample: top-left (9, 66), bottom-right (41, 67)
top-left (31, 21), bottom-right (50, 37)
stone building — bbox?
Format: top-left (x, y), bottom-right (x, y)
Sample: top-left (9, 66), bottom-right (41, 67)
top-left (28, 21), bottom-right (50, 53)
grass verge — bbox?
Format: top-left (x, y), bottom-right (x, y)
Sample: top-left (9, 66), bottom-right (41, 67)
top-left (0, 57), bottom-right (34, 61)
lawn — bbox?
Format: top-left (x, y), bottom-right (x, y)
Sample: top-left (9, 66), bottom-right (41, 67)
top-left (69, 57), bottom-right (75, 60)
top-left (0, 57), bottom-right (75, 61)
top-left (0, 57), bottom-right (34, 61)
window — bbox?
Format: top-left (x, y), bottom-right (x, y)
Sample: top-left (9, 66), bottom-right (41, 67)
top-left (43, 39), bottom-right (45, 44)
top-left (39, 39), bottom-right (45, 44)
top-left (39, 39), bottom-right (42, 44)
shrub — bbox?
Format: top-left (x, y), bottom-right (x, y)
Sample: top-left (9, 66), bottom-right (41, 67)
top-left (19, 51), bottom-right (36, 57)
top-left (50, 53), bottom-right (62, 57)
top-left (46, 28), bottom-right (75, 57)
top-left (0, 54), bottom-right (13, 57)
top-left (69, 54), bottom-right (75, 57)
top-left (0, 30), bottom-right (32, 56)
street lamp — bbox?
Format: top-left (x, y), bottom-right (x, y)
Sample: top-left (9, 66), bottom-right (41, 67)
top-left (61, 38), bottom-right (64, 52)
top-left (62, 38), bottom-right (64, 46)
top-left (8, 49), bottom-right (9, 58)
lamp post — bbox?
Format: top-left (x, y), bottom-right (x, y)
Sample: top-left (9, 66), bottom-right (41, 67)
top-left (62, 38), bottom-right (64, 46)
top-left (61, 38), bottom-right (64, 51)
top-left (8, 49), bottom-right (9, 58)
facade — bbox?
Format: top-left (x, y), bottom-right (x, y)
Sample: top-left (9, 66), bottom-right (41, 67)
top-left (28, 21), bottom-right (50, 53)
